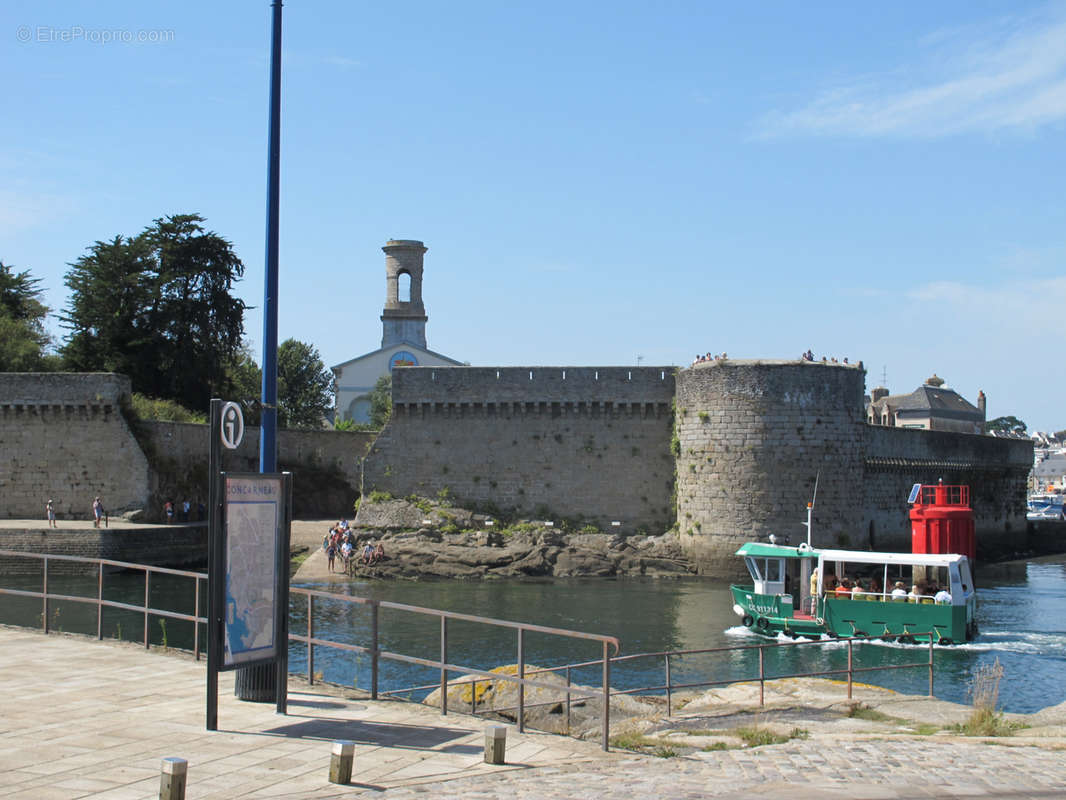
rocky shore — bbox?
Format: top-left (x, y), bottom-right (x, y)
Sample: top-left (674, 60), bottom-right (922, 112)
top-left (293, 497), bottom-right (695, 581)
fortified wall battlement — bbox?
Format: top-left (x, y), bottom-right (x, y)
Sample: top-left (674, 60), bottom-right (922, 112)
top-left (0, 373), bottom-right (371, 521)
top-left (0, 374), bottom-right (149, 520)
top-left (367, 362), bottom-right (1033, 575)
top-left (362, 367), bottom-right (677, 532)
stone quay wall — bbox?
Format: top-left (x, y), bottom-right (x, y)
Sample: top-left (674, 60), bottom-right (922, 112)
top-left (0, 373), bottom-right (150, 520)
top-left (362, 367), bottom-right (677, 532)
top-left (675, 361), bottom-right (867, 575)
top-left (0, 526), bottom-right (208, 574)
top-left (864, 426), bottom-right (1032, 557)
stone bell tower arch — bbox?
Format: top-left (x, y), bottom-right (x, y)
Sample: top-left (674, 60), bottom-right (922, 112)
top-left (381, 239), bottom-right (428, 349)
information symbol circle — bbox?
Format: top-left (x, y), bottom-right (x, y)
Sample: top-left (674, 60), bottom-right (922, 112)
top-left (220, 402), bottom-right (244, 450)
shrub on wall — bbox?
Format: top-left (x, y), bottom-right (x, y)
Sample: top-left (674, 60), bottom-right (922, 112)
top-left (129, 393), bottom-right (206, 423)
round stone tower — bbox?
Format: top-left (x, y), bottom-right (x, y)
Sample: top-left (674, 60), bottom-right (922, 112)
top-left (675, 360), bottom-right (867, 576)
top-left (381, 239), bottom-right (428, 349)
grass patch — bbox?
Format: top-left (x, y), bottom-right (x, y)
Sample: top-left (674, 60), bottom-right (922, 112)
top-left (609, 732), bottom-right (680, 757)
top-left (846, 702), bottom-right (898, 723)
top-left (702, 741), bottom-right (731, 751)
top-left (289, 547), bottom-right (311, 577)
top-left (911, 723), bottom-right (941, 736)
top-left (949, 658), bottom-right (1026, 737)
top-left (733, 726), bottom-right (809, 748)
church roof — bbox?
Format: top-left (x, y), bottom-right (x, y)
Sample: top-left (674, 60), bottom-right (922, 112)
top-left (330, 341), bottom-right (464, 372)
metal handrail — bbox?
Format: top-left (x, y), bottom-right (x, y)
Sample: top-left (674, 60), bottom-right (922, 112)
top-left (0, 549), bottom-right (207, 658)
top-left (289, 585), bottom-right (620, 750)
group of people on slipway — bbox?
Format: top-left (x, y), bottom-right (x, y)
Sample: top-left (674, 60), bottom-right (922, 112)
top-left (323, 519), bottom-right (386, 574)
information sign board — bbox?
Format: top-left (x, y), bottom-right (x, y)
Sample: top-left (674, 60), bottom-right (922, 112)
top-left (221, 474), bottom-right (282, 667)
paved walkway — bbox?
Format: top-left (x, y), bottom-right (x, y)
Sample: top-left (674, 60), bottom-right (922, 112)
top-left (1, 627), bottom-right (1065, 799)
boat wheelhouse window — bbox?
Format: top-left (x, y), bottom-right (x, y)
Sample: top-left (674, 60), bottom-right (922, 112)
top-left (744, 557), bottom-right (784, 583)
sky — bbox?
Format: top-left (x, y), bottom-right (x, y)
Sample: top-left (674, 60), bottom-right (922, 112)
top-left (3, 1), bottom-right (1065, 433)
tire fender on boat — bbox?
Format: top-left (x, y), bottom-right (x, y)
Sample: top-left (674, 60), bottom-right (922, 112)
top-left (742, 614), bottom-right (754, 628)
top-left (756, 617), bottom-right (770, 630)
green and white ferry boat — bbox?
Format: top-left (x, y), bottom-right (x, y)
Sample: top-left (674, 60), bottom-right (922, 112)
top-left (730, 543), bottom-right (977, 644)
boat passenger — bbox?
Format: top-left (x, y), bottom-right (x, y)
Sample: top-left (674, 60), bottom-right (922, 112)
top-left (909, 585), bottom-right (921, 603)
top-left (934, 586), bottom-right (952, 604)
top-left (870, 577), bottom-right (883, 596)
top-left (834, 579), bottom-right (852, 597)
top-left (851, 580), bottom-right (866, 598)
top-left (891, 581), bottom-right (908, 599)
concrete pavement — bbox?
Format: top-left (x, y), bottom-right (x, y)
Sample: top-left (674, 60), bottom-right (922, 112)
top-left (1, 626), bottom-right (1065, 799)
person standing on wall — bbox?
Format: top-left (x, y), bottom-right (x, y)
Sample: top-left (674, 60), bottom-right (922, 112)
top-left (46, 499), bottom-right (57, 528)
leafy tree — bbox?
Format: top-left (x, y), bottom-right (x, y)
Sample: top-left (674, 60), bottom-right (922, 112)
top-left (369, 374), bottom-right (392, 429)
top-left (61, 214), bottom-right (247, 412)
top-left (223, 343), bottom-right (263, 426)
top-left (277, 338), bottom-right (334, 429)
top-left (0, 261), bottom-right (52, 371)
top-left (985, 415), bottom-right (1027, 435)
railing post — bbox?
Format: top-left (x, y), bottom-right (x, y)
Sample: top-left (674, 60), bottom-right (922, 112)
top-left (97, 562), bottom-right (104, 640)
top-left (665, 653), bottom-right (672, 718)
top-left (601, 640), bottom-right (611, 752)
top-left (565, 666), bottom-right (572, 735)
top-left (758, 646), bottom-right (765, 706)
top-left (307, 594), bottom-right (314, 686)
top-left (42, 556), bottom-right (49, 634)
top-left (144, 569), bottom-right (151, 649)
top-left (847, 638), bottom-right (854, 700)
top-left (370, 600), bottom-right (379, 700)
top-left (471, 679), bottom-right (477, 715)
top-left (928, 635), bottom-right (934, 697)
top-left (440, 616), bottom-right (448, 716)
top-left (516, 628), bottom-right (524, 733)
top-left (193, 576), bottom-right (200, 660)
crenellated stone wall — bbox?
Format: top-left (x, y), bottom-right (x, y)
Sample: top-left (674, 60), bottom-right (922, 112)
top-left (0, 374), bottom-right (150, 520)
top-left (363, 367), bottom-right (677, 531)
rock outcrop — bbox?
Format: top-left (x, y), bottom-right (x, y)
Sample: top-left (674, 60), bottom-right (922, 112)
top-left (306, 497), bottom-right (696, 580)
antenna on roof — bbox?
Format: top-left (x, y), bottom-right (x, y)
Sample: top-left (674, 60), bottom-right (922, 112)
top-left (881, 365), bottom-right (888, 387)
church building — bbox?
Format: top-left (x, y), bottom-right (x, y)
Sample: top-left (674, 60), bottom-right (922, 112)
top-left (332, 239), bottom-right (463, 423)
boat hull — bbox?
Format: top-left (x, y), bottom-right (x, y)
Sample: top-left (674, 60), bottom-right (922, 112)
top-left (731, 585), bottom-right (973, 644)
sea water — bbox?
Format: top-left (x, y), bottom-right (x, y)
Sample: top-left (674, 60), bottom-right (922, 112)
top-left (2, 555), bottom-right (1063, 713)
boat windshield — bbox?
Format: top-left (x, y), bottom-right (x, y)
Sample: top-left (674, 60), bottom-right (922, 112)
top-left (745, 557), bottom-right (782, 582)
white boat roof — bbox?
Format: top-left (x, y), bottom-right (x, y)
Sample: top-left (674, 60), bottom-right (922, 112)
top-left (816, 549), bottom-right (968, 567)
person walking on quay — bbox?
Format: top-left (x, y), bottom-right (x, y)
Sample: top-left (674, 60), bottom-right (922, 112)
top-left (46, 499), bottom-right (57, 528)
top-left (92, 497), bottom-right (103, 528)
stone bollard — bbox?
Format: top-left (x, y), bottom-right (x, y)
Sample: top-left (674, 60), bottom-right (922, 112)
top-left (159, 757), bottom-right (187, 800)
top-left (484, 725), bottom-right (507, 764)
top-left (329, 740), bottom-right (355, 785)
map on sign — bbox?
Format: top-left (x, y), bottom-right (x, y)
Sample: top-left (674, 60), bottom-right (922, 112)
top-left (223, 476), bottom-right (280, 666)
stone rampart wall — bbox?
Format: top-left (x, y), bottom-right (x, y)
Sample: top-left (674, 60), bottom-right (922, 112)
top-left (0, 526), bottom-right (207, 574)
top-left (863, 426), bottom-right (1032, 557)
top-left (363, 367), bottom-right (677, 531)
top-left (140, 421), bottom-right (371, 520)
top-left (675, 362), bottom-right (867, 575)
top-left (0, 373), bottom-right (149, 519)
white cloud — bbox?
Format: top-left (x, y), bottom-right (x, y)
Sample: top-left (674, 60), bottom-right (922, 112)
top-left (907, 275), bottom-right (1066, 337)
top-left (758, 8), bottom-right (1066, 138)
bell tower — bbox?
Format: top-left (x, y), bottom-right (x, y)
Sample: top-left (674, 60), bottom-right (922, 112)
top-left (380, 239), bottom-right (428, 349)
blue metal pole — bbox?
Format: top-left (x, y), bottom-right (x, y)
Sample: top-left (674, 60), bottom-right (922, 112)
top-left (260, 0), bottom-right (283, 474)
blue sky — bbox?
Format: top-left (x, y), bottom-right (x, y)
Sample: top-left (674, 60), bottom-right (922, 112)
top-left (3, 1), bottom-right (1064, 432)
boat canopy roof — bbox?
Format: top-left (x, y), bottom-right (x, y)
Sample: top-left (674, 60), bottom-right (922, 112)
top-left (735, 543), bottom-right (817, 559)
top-left (735, 542), bottom-right (969, 567)
top-left (816, 548), bottom-right (968, 567)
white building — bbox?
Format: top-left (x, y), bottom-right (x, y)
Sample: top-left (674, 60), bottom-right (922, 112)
top-left (332, 240), bottom-right (463, 423)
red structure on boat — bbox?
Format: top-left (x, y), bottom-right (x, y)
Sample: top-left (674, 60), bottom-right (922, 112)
top-left (909, 481), bottom-right (976, 561)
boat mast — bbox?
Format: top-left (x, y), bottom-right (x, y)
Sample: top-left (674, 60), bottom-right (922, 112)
top-left (803, 471), bottom-right (819, 547)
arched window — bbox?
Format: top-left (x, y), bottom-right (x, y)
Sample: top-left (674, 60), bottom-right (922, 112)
top-left (398, 271), bottom-right (412, 303)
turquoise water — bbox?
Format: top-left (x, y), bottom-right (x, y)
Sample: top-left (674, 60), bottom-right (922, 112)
top-left (2, 556), bottom-right (1064, 713)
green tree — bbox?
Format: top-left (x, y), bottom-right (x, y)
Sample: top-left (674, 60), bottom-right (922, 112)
top-left (277, 338), bottom-right (334, 429)
top-left (61, 214), bottom-right (247, 412)
top-left (985, 415), bottom-right (1027, 435)
top-left (0, 261), bottom-right (52, 371)
top-left (223, 343), bottom-right (263, 426)
top-left (369, 373), bottom-right (392, 429)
